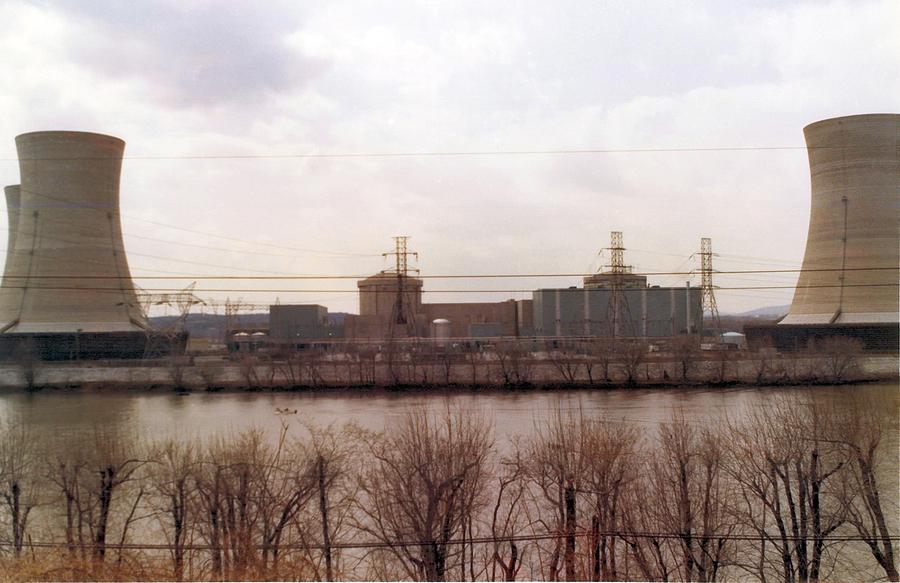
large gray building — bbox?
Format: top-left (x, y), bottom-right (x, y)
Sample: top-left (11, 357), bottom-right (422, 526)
top-left (269, 304), bottom-right (338, 341)
top-left (532, 280), bottom-right (702, 338)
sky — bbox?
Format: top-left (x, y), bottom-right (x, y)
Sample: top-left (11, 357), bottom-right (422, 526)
top-left (0, 0), bottom-right (897, 316)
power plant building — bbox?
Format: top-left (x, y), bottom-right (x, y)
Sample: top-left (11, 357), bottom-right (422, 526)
top-left (532, 275), bottom-right (702, 338)
top-left (344, 270), bottom-right (531, 339)
top-left (269, 304), bottom-right (339, 341)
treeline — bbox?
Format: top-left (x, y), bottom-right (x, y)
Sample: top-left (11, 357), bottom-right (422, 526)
top-left (0, 391), bottom-right (896, 581)
top-left (185, 336), bottom-right (871, 391)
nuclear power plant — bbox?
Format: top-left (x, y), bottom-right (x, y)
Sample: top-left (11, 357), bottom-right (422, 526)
top-left (0, 131), bottom-right (186, 360)
top-left (747, 113), bottom-right (900, 350)
top-left (1, 114), bottom-right (896, 361)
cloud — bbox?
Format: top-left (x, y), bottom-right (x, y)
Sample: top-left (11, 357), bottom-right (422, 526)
top-left (0, 0), bottom-right (896, 314)
top-left (42, 0), bottom-right (327, 107)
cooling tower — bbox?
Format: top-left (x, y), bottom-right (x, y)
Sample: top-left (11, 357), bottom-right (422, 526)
top-left (0, 131), bottom-right (185, 360)
top-left (0, 185), bottom-right (22, 329)
top-left (781, 114), bottom-right (899, 326)
top-left (0, 130), bottom-right (147, 334)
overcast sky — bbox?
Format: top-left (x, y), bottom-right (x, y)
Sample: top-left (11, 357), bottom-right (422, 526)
top-left (0, 0), bottom-right (897, 315)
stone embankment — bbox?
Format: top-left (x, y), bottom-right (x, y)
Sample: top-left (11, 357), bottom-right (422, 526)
top-left (0, 352), bottom-right (896, 391)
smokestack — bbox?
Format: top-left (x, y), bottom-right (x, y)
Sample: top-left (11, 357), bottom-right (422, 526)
top-left (781, 114), bottom-right (900, 326)
top-left (0, 131), bottom-right (147, 333)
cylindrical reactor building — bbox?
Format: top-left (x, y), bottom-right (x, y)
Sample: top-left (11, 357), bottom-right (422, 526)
top-left (781, 114), bottom-right (900, 327)
top-left (1, 131), bottom-right (148, 333)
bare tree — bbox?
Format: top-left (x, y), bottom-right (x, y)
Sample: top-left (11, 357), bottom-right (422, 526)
top-left (648, 416), bottom-right (733, 581)
top-left (86, 431), bottom-right (149, 565)
top-left (828, 394), bottom-right (898, 581)
top-left (581, 417), bottom-right (641, 581)
top-left (0, 419), bottom-right (39, 558)
top-left (44, 430), bottom-right (149, 570)
top-left (670, 335), bottom-right (699, 383)
top-left (355, 407), bottom-right (493, 581)
top-left (548, 340), bottom-right (584, 385)
top-left (489, 447), bottom-right (528, 582)
top-left (463, 344), bottom-right (484, 386)
top-left (815, 337), bottom-right (864, 383)
top-left (619, 341), bottom-right (648, 386)
top-left (726, 396), bottom-right (848, 583)
top-left (712, 347), bottom-right (733, 384)
top-left (148, 438), bottom-right (197, 580)
top-left (521, 406), bottom-right (591, 581)
top-left (494, 341), bottom-right (534, 387)
top-left (194, 431), bottom-right (263, 579)
top-left (586, 339), bottom-right (615, 384)
top-left (295, 422), bottom-right (361, 581)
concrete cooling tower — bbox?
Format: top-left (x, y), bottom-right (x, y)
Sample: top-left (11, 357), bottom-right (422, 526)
top-left (750, 113), bottom-right (899, 351)
top-left (0, 131), bottom-right (186, 360)
top-left (0, 185), bottom-right (22, 328)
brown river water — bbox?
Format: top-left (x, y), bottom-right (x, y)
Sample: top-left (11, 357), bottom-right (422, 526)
top-left (3, 382), bottom-right (896, 442)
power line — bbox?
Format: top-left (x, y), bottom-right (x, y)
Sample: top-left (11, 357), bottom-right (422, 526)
top-left (0, 266), bottom-right (894, 280)
top-left (1, 529), bottom-right (897, 552)
top-left (1, 283), bottom-right (896, 293)
top-left (2, 143), bottom-right (888, 162)
top-left (5, 186), bottom-right (380, 258)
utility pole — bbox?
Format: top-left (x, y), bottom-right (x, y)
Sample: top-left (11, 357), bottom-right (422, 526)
top-left (699, 237), bottom-right (721, 340)
top-left (382, 236), bottom-right (419, 338)
top-left (602, 231), bottom-right (635, 338)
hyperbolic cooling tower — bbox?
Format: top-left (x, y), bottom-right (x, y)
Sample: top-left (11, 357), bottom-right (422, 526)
top-left (780, 113), bottom-right (900, 326)
top-left (0, 131), bottom-right (148, 335)
top-left (0, 185), bottom-right (21, 328)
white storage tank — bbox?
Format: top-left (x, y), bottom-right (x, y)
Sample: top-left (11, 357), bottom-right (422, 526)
top-left (432, 318), bottom-right (451, 346)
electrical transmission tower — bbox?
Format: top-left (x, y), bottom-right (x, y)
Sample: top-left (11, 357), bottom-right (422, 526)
top-left (137, 282), bottom-right (205, 358)
top-left (602, 231), bottom-right (635, 338)
top-left (382, 235), bottom-right (419, 338)
top-left (699, 237), bottom-right (722, 339)
top-left (223, 297), bottom-right (244, 344)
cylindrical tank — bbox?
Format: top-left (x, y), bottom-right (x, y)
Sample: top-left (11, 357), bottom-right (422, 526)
top-left (781, 114), bottom-right (900, 325)
top-left (0, 131), bottom-right (147, 333)
top-left (432, 318), bottom-right (451, 345)
top-left (0, 185), bottom-right (21, 329)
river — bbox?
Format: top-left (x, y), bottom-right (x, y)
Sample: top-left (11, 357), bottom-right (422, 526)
top-left (0, 382), bottom-right (897, 444)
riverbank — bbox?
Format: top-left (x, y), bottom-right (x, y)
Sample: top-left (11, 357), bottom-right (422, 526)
top-left (0, 352), bottom-right (895, 392)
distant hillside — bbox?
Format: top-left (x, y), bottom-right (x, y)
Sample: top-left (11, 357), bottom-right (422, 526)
top-left (735, 305), bottom-right (789, 318)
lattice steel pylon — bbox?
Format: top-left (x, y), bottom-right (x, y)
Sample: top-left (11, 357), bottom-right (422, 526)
top-left (699, 237), bottom-right (722, 340)
top-left (602, 231), bottom-right (635, 338)
top-left (224, 297), bottom-right (244, 343)
top-left (137, 282), bottom-right (205, 358)
top-left (382, 235), bottom-right (419, 338)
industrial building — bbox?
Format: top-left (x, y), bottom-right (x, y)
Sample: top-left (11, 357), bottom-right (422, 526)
top-left (746, 114), bottom-right (900, 351)
top-left (343, 270), bottom-right (532, 339)
top-left (532, 231), bottom-right (703, 339)
top-left (0, 131), bottom-right (186, 360)
top-left (532, 284), bottom-right (702, 338)
top-left (341, 232), bottom-right (699, 342)
top-left (268, 304), bottom-right (340, 343)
